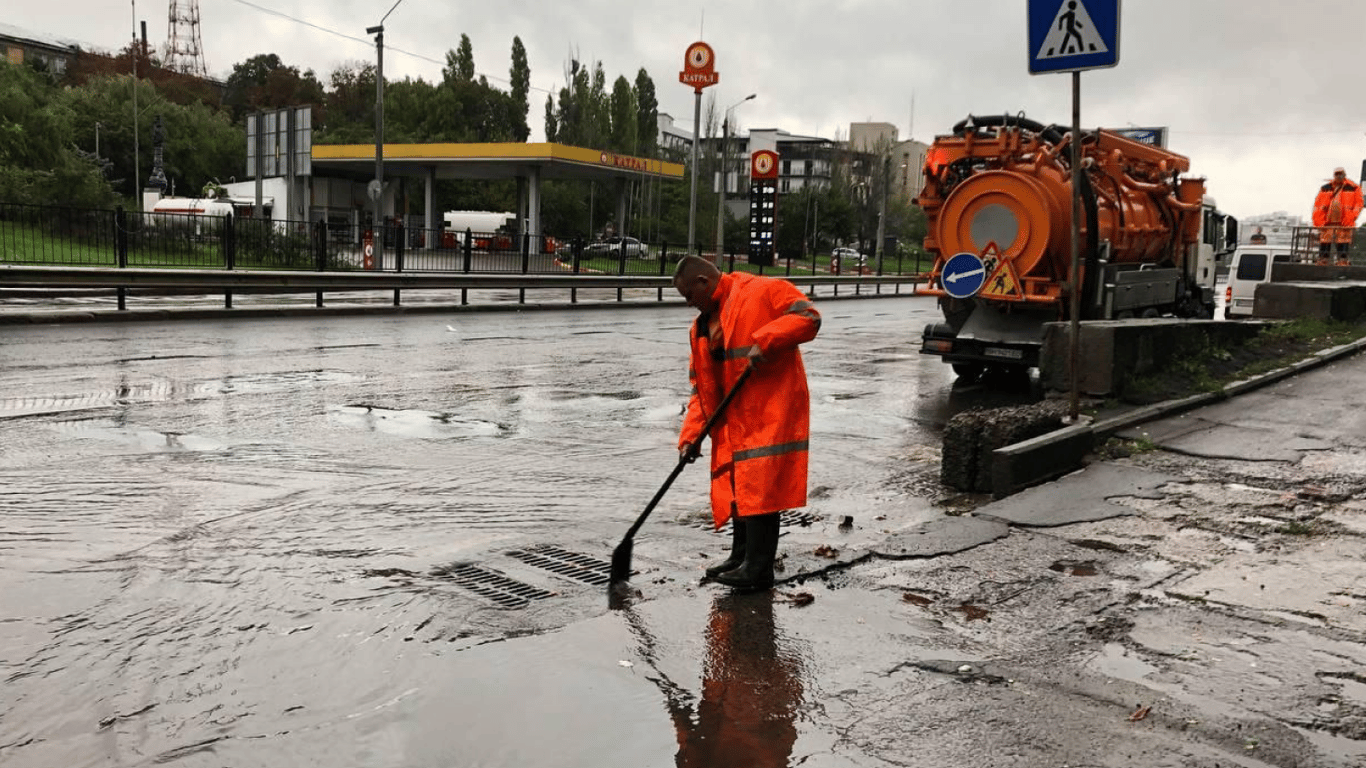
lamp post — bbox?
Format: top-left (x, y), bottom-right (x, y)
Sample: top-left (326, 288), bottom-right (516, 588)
top-left (715, 94), bottom-right (755, 262)
top-left (875, 153), bottom-right (890, 267)
top-left (95, 122), bottom-right (103, 160)
top-left (130, 0), bottom-right (139, 203)
top-left (366, 0), bottom-right (405, 270)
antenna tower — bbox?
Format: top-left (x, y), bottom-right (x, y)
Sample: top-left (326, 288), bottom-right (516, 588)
top-left (164, 0), bottom-right (208, 77)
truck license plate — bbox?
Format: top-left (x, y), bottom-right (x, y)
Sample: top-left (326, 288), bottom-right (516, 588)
top-left (983, 347), bottom-right (1024, 360)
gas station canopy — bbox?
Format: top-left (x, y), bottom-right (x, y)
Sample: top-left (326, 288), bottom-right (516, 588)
top-left (312, 142), bottom-right (685, 183)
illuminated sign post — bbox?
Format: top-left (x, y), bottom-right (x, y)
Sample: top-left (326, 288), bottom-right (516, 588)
top-left (748, 150), bottom-right (779, 267)
top-left (679, 42), bottom-right (719, 255)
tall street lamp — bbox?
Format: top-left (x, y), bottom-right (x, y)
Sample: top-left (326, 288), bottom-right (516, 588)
top-left (367, 0), bottom-right (405, 270)
top-left (715, 93), bottom-right (755, 262)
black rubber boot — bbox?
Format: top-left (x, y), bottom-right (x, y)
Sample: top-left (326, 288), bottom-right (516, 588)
top-left (705, 517), bottom-right (747, 577)
top-left (714, 512), bottom-right (780, 591)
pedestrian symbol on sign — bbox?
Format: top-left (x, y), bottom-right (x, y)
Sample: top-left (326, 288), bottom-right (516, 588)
top-left (1037, 0), bottom-right (1109, 59)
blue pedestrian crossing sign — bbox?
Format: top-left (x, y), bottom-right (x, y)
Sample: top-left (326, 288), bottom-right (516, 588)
top-left (1028, 0), bottom-right (1120, 74)
top-left (941, 252), bottom-right (987, 299)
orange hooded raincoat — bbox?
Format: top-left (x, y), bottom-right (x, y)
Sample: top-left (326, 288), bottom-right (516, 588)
top-left (1313, 178), bottom-right (1363, 244)
top-left (678, 272), bottom-right (820, 529)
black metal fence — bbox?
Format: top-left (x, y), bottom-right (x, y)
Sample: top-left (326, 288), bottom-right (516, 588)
top-left (0, 200), bottom-right (920, 278)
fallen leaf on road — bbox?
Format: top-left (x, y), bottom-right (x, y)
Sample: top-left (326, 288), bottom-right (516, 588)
top-left (1129, 704), bottom-right (1151, 721)
top-left (814, 544), bottom-right (839, 558)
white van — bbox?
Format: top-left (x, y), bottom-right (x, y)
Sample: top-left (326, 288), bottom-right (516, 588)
top-left (1224, 244), bottom-right (1293, 318)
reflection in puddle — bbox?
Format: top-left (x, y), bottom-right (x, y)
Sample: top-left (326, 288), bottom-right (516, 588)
top-left (627, 591), bottom-right (804, 768)
top-left (49, 418), bottom-right (223, 452)
top-left (328, 404), bottom-right (506, 438)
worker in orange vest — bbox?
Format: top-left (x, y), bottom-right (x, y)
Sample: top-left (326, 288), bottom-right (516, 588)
top-left (674, 255), bottom-right (821, 591)
top-left (1313, 167), bottom-right (1362, 263)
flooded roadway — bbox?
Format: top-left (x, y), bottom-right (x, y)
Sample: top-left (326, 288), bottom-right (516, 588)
top-left (1, 295), bottom-right (1043, 767)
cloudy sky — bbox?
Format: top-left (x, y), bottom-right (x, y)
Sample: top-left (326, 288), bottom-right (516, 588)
top-left (10, 0), bottom-right (1364, 221)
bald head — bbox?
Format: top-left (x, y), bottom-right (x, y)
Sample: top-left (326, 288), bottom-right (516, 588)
top-left (673, 255), bottom-right (722, 314)
top-left (673, 254), bottom-right (721, 282)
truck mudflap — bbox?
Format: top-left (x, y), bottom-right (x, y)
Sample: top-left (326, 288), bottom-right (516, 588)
top-left (919, 322), bottom-right (1041, 368)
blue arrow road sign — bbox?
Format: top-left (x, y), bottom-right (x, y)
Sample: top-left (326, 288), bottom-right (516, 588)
top-left (941, 252), bottom-right (986, 299)
top-left (1028, 0), bottom-right (1120, 74)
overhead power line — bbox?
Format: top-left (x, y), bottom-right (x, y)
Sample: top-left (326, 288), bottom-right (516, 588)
top-left (223, 0), bottom-right (552, 94)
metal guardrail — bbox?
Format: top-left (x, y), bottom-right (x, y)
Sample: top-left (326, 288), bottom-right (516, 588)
top-left (0, 265), bottom-right (927, 312)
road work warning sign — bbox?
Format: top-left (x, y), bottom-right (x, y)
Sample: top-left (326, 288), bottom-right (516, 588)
top-left (980, 258), bottom-right (1022, 300)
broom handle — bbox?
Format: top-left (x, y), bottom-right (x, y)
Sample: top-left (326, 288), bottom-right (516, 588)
top-left (622, 362), bottom-right (755, 540)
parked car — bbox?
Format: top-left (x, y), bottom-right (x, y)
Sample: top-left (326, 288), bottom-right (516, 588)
top-left (832, 247), bottom-right (862, 265)
top-left (585, 236), bottom-right (648, 258)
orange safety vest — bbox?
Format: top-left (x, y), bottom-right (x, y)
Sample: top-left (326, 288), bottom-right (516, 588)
top-left (1313, 180), bottom-right (1363, 243)
top-left (678, 272), bottom-right (820, 528)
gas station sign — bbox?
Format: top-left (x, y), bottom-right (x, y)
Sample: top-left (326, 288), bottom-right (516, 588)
top-left (678, 42), bottom-right (719, 92)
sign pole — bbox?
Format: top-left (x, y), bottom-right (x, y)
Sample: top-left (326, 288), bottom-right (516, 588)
top-left (679, 41), bottom-right (718, 258)
top-left (687, 89), bottom-right (701, 255)
top-left (1067, 70), bottom-right (1082, 422)
top-left (1027, 0), bottom-right (1122, 422)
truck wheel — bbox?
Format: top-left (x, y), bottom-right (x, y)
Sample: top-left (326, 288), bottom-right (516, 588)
top-left (952, 363), bottom-right (984, 381)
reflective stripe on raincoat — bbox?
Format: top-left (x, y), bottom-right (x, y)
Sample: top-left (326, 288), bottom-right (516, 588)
top-left (678, 272), bottom-right (820, 528)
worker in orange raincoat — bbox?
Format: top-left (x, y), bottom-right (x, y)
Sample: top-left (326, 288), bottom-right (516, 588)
top-left (1313, 167), bottom-right (1362, 263)
top-left (673, 255), bottom-right (821, 591)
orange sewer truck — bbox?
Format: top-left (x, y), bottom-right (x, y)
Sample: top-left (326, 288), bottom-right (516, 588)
top-left (916, 115), bottom-right (1237, 380)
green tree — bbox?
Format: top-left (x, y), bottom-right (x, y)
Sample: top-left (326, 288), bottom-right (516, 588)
top-left (509, 36), bottom-right (530, 142)
top-left (633, 68), bottom-right (658, 157)
top-left (0, 63), bottom-right (117, 208)
top-left (544, 94), bottom-right (558, 142)
top-left (223, 53), bottom-right (326, 124)
top-left (445, 35), bottom-right (476, 84)
top-left (608, 75), bottom-right (637, 154)
top-left (318, 61), bottom-right (376, 143)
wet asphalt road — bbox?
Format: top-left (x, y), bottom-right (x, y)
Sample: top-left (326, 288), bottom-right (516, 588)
top-left (2, 294), bottom-right (1052, 767)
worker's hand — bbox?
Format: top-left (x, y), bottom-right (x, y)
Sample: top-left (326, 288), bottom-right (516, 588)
top-left (745, 346), bottom-right (765, 366)
top-left (681, 442), bottom-right (701, 464)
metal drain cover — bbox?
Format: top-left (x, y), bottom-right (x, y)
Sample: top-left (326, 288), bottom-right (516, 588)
top-left (505, 545), bottom-right (610, 586)
top-left (431, 563), bottom-right (556, 608)
top-left (690, 510), bottom-right (824, 532)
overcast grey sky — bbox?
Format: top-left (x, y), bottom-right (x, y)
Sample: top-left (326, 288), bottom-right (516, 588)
top-left (10, 1), bottom-right (1365, 221)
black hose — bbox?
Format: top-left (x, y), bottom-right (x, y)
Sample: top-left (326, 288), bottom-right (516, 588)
top-left (951, 115), bottom-right (1065, 145)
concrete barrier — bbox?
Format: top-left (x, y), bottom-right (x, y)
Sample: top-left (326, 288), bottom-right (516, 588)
top-left (1038, 319), bottom-right (1264, 397)
top-left (1254, 281), bottom-right (1366, 321)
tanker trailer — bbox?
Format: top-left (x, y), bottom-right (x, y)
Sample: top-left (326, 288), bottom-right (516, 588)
top-left (916, 115), bottom-right (1237, 380)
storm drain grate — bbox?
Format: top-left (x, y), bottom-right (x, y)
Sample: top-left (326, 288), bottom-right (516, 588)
top-left (690, 510), bottom-right (824, 532)
top-left (431, 563), bottom-right (556, 608)
top-left (782, 511), bottom-right (823, 528)
top-left (505, 545), bottom-right (611, 586)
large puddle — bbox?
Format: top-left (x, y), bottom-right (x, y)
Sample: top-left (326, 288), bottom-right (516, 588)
top-left (0, 300), bottom-right (1035, 767)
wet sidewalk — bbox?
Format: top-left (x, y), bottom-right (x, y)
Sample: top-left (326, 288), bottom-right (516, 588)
top-left (597, 349), bottom-right (1366, 767)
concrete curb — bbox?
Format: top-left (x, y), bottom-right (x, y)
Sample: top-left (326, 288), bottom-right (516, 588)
top-left (994, 333), bottom-right (1366, 496)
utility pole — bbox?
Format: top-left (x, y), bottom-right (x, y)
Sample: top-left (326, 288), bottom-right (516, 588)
top-left (366, 23), bottom-right (385, 269)
top-left (367, 0), bottom-right (404, 271)
top-left (875, 153), bottom-right (889, 267)
top-left (131, 0), bottom-right (139, 204)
